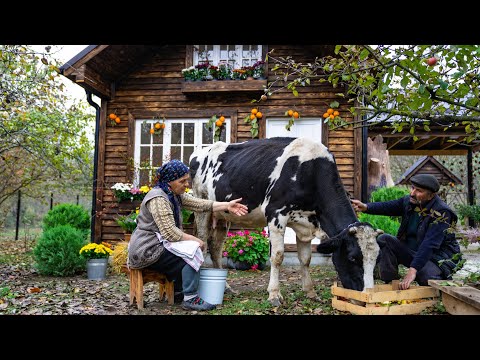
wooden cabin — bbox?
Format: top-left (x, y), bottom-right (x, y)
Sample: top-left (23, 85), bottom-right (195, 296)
top-left (59, 45), bottom-right (365, 243)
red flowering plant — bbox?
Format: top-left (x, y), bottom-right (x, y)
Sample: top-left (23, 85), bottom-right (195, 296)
top-left (222, 229), bottom-right (270, 270)
top-left (241, 65), bottom-right (255, 78)
top-left (208, 65), bottom-right (219, 79)
top-left (195, 62), bottom-right (210, 80)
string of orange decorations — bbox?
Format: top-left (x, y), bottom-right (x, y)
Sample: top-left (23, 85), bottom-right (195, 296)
top-left (208, 114), bottom-right (226, 141)
top-left (284, 109), bottom-right (300, 131)
top-left (140, 117), bottom-right (166, 136)
top-left (108, 113), bottom-right (121, 126)
top-left (244, 108), bottom-right (262, 138)
top-left (322, 102), bottom-right (348, 129)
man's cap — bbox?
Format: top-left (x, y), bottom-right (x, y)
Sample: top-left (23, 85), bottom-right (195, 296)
top-left (410, 174), bottom-right (440, 193)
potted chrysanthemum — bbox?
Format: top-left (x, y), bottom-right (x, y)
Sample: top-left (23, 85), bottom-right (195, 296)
top-left (79, 242), bottom-right (113, 280)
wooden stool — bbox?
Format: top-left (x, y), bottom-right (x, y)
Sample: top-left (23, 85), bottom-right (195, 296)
top-left (128, 268), bottom-right (175, 309)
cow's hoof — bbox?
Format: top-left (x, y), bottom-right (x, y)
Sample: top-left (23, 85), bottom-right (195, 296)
top-left (305, 290), bottom-right (317, 299)
top-left (224, 286), bottom-right (238, 295)
top-left (269, 298), bottom-right (282, 307)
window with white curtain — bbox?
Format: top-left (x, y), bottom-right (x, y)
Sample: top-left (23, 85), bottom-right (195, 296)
top-left (193, 45), bottom-right (262, 68)
top-left (133, 118), bottom-right (230, 186)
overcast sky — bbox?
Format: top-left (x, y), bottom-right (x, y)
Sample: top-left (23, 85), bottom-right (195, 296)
top-left (31, 45), bottom-right (91, 102)
top-left (30, 45), bottom-right (97, 140)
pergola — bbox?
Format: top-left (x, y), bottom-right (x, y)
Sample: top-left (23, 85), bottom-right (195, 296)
top-left (365, 124), bottom-right (479, 213)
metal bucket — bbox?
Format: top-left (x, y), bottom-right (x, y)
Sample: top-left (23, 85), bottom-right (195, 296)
top-left (198, 268), bottom-right (228, 305)
top-left (87, 258), bottom-right (108, 280)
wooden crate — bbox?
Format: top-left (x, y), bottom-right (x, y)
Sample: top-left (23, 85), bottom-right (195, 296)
top-left (331, 280), bottom-right (440, 315)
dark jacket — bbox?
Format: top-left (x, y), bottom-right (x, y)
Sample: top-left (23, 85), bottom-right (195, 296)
top-left (366, 195), bottom-right (461, 278)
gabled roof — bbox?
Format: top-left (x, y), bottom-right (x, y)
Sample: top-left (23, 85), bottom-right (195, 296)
top-left (396, 155), bottom-right (463, 186)
top-left (59, 45), bottom-right (160, 99)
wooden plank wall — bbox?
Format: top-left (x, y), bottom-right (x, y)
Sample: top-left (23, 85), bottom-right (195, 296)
top-left (264, 46), bottom-right (358, 196)
top-left (97, 45), bottom-right (360, 242)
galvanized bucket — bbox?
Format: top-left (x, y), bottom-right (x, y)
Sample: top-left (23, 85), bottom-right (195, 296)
top-left (198, 268), bottom-right (228, 305)
top-left (87, 258), bottom-right (108, 280)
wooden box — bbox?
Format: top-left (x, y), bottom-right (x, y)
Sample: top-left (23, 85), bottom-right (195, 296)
top-left (331, 280), bottom-right (440, 315)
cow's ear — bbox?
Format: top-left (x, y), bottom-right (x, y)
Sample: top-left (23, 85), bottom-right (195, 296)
top-left (317, 238), bottom-right (342, 254)
top-left (348, 226), bottom-right (358, 234)
top-left (376, 235), bottom-right (387, 248)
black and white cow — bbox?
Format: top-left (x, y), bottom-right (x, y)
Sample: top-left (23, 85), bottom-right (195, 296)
top-left (189, 137), bottom-right (383, 306)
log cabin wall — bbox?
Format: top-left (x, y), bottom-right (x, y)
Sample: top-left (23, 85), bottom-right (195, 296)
top-left (96, 45), bottom-right (361, 243)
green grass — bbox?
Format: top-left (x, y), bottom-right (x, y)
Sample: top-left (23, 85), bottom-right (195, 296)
top-left (209, 265), bottom-right (340, 315)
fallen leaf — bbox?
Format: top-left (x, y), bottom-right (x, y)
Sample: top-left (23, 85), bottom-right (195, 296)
top-left (27, 287), bottom-right (41, 293)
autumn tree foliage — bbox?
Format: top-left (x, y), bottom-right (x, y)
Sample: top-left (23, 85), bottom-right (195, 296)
top-left (0, 45), bottom-right (94, 219)
top-left (265, 45), bottom-right (480, 145)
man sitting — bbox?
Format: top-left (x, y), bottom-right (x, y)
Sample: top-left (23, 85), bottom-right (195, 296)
top-left (351, 174), bottom-right (462, 290)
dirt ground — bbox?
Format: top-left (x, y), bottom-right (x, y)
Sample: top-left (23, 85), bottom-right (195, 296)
top-left (0, 240), bottom-right (345, 315)
top-left (0, 239), bottom-right (455, 316)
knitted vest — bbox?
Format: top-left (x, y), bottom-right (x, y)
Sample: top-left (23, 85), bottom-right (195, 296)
top-left (127, 188), bottom-right (183, 269)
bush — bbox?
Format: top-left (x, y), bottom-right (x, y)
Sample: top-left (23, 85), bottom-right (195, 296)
top-left (42, 203), bottom-right (90, 239)
top-left (33, 225), bottom-right (87, 276)
top-left (455, 204), bottom-right (480, 223)
top-left (369, 186), bottom-right (410, 202)
top-left (358, 213), bottom-right (400, 236)
top-left (366, 186), bottom-right (410, 227)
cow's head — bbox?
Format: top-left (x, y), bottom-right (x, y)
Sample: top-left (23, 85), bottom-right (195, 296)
top-left (316, 222), bottom-right (384, 291)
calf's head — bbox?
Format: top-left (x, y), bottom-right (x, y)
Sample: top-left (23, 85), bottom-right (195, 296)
top-left (316, 222), bottom-right (383, 291)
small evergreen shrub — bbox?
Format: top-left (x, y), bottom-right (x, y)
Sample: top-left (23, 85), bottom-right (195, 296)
top-left (369, 186), bottom-right (410, 202)
top-left (358, 186), bottom-right (407, 236)
top-left (455, 204), bottom-right (480, 223)
top-left (42, 203), bottom-right (90, 239)
top-left (33, 225), bottom-right (87, 276)
top-left (358, 213), bottom-right (400, 236)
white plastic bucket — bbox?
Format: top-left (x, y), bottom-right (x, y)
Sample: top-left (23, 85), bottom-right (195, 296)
top-left (198, 268), bottom-right (228, 305)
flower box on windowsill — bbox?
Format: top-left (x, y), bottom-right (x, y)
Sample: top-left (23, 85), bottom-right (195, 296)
top-left (181, 79), bottom-right (267, 94)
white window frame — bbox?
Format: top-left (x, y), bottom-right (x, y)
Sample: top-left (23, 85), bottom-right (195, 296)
top-left (193, 45), bottom-right (263, 69)
top-left (133, 118), bottom-right (231, 186)
top-left (264, 116), bottom-right (323, 245)
top-left (265, 117), bottom-right (323, 141)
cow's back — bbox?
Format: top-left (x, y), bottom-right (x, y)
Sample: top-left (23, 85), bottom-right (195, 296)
top-left (190, 137), bottom-right (334, 216)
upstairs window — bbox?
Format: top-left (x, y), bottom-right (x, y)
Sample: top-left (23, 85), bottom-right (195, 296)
top-left (194, 45), bottom-right (262, 68)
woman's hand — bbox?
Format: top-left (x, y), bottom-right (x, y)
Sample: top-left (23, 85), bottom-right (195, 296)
top-left (195, 238), bottom-right (205, 251)
top-left (227, 198), bottom-right (248, 216)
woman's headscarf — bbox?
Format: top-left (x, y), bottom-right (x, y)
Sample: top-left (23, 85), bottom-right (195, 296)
top-left (154, 159), bottom-right (190, 227)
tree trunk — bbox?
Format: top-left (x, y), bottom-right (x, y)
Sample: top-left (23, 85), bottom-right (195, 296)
top-left (367, 135), bottom-right (394, 200)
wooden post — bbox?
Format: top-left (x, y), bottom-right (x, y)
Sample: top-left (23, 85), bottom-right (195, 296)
top-left (467, 148), bottom-right (475, 227)
top-left (15, 190), bottom-right (21, 241)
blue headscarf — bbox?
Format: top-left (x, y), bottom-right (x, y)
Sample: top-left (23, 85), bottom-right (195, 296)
top-left (154, 160), bottom-right (190, 228)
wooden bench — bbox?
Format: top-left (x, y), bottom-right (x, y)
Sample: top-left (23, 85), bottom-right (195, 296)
top-left (122, 265), bottom-right (175, 309)
top-left (429, 279), bottom-right (480, 315)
